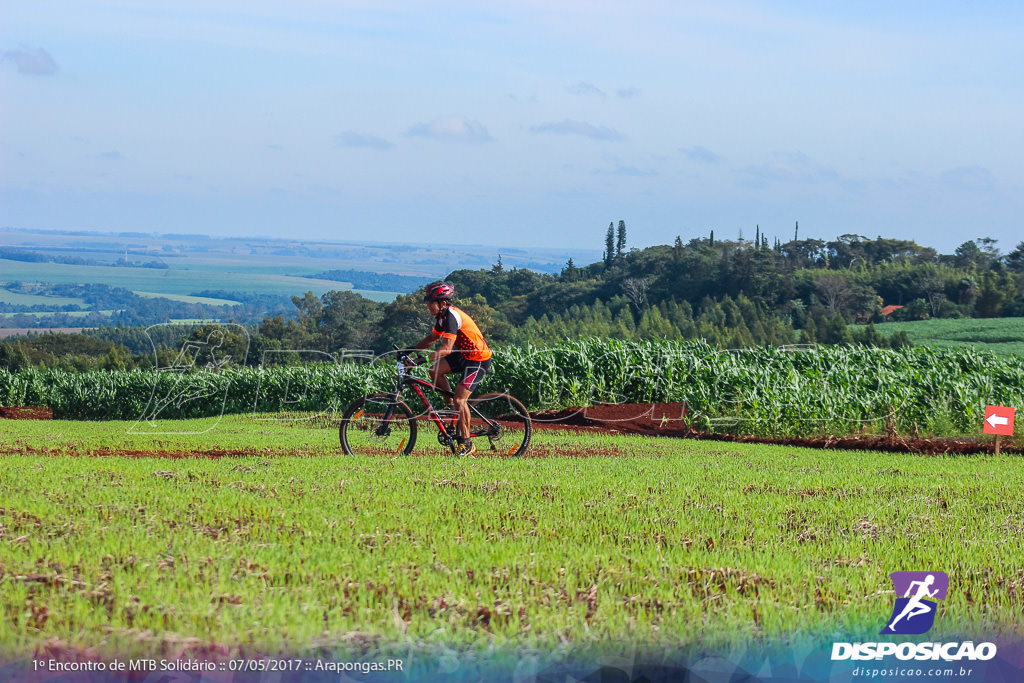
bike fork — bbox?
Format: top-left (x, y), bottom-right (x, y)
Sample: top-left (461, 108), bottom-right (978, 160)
top-left (370, 401), bottom-right (398, 437)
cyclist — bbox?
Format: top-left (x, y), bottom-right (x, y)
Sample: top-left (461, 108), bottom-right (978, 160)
top-left (409, 281), bottom-right (492, 456)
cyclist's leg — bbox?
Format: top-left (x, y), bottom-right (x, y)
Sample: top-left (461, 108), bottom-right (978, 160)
top-left (454, 358), bottom-right (490, 441)
top-left (453, 383), bottom-right (473, 441)
top-left (431, 357), bottom-right (454, 395)
top-left (437, 351), bottom-right (471, 408)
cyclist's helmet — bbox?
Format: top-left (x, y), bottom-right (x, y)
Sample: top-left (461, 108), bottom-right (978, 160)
top-left (423, 281), bottom-right (455, 303)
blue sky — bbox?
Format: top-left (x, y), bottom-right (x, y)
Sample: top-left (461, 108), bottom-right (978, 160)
top-left (2, 1), bottom-right (1022, 255)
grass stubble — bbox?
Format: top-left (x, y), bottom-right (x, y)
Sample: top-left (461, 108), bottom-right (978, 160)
top-left (1, 416), bottom-right (1022, 669)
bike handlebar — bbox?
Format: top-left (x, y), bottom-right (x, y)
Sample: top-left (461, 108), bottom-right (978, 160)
top-left (393, 345), bottom-right (426, 366)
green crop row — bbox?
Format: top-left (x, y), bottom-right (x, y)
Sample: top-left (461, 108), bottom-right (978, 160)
top-left (489, 339), bottom-right (1024, 436)
top-left (0, 364), bottom-right (383, 421)
top-left (1, 339), bottom-right (1022, 437)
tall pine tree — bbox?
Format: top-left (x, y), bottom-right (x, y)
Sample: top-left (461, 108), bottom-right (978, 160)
top-left (604, 223), bottom-right (615, 267)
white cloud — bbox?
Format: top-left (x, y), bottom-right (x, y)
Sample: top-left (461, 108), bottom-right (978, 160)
top-left (606, 164), bottom-right (658, 177)
top-left (739, 152), bottom-right (839, 186)
top-left (566, 81), bottom-right (605, 98)
top-left (2, 46), bottom-right (58, 76)
top-left (336, 132), bottom-right (395, 150)
top-left (941, 165), bottom-right (994, 192)
top-left (529, 120), bottom-right (625, 141)
top-left (406, 117), bottom-right (492, 144)
top-left (681, 146), bottom-right (721, 163)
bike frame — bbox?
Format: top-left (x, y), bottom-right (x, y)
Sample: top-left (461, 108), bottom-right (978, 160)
top-left (385, 354), bottom-right (492, 447)
top-left (340, 348), bottom-right (529, 457)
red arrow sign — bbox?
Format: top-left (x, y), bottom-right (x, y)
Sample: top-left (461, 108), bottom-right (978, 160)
top-left (983, 405), bottom-right (1015, 436)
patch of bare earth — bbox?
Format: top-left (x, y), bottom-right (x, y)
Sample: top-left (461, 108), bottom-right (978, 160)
top-left (2, 402), bottom-right (1017, 456)
top-left (529, 402), bottom-right (1021, 455)
top-left (0, 406), bottom-right (53, 419)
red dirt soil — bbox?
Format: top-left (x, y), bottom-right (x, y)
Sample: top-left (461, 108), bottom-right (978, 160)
top-left (2, 402), bottom-right (1017, 456)
top-left (529, 402), bottom-right (1022, 455)
top-left (0, 406), bottom-right (53, 420)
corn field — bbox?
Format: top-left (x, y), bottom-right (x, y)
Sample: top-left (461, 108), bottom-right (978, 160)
top-left (1, 339), bottom-right (1022, 437)
top-left (0, 364), bottom-right (384, 421)
top-left (489, 339), bottom-right (1024, 436)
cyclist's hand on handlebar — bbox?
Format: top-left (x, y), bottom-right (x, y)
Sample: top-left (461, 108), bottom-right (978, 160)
top-left (394, 345), bottom-right (428, 367)
top-left (402, 352), bottom-right (426, 368)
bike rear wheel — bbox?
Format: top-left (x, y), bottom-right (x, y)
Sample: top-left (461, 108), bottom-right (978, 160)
top-left (468, 392), bottom-right (532, 456)
top-left (339, 394), bottom-right (417, 456)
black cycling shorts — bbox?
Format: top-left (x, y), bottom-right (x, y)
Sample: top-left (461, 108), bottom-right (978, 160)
top-left (445, 353), bottom-right (491, 392)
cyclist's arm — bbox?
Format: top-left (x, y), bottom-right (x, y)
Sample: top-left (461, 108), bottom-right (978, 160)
top-left (431, 334), bottom-right (456, 364)
top-left (411, 330), bottom-right (440, 351)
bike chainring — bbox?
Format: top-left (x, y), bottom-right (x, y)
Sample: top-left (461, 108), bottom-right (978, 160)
top-left (437, 431), bottom-right (455, 449)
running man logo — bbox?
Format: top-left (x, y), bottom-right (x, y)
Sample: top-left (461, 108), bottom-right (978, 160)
top-left (881, 572), bottom-right (949, 635)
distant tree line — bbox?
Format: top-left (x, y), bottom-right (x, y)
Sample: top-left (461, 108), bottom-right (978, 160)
top-left (0, 247), bottom-right (168, 268)
top-left (3, 229), bottom-right (1023, 371)
top-left (306, 269), bottom-right (431, 294)
top-left (0, 283), bottom-right (293, 329)
top-left (436, 228), bottom-right (1022, 339)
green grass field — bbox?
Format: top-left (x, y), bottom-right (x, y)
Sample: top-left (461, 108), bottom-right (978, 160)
top-left (866, 317), bottom-right (1024, 357)
top-left (0, 290), bottom-right (86, 308)
top-left (133, 291), bottom-right (244, 306)
top-left (0, 310), bottom-right (115, 319)
top-left (2, 415), bottom-right (1021, 663)
top-left (0, 259), bottom-right (397, 303)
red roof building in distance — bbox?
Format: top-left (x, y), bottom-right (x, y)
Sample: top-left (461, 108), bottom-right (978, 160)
top-left (880, 305), bottom-right (904, 316)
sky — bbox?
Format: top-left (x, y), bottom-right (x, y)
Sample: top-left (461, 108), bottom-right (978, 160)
top-left (2, 0), bottom-right (1022, 256)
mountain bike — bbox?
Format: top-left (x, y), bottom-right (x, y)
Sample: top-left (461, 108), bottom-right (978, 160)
top-left (339, 348), bottom-right (531, 456)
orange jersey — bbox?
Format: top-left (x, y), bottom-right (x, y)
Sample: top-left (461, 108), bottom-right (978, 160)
top-left (432, 305), bottom-right (492, 362)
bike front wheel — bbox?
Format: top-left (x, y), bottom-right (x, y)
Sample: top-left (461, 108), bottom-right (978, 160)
top-left (468, 392), bottom-right (532, 456)
top-left (339, 394), bottom-right (417, 456)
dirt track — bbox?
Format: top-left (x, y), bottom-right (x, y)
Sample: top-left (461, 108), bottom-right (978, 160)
top-left (529, 402), bottom-right (1022, 455)
top-left (0, 406), bottom-right (53, 419)
top-left (2, 402), bottom-right (1019, 456)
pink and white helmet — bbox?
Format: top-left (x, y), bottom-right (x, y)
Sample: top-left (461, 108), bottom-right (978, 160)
top-left (423, 281), bottom-right (455, 302)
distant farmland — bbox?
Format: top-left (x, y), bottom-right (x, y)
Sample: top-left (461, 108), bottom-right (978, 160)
top-left (0, 327), bottom-right (87, 339)
top-left (867, 317), bottom-right (1024, 357)
top-left (0, 258), bottom-right (397, 302)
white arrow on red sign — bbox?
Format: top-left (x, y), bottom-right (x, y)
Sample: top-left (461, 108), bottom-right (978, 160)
top-left (983, 405), bottom-right (1015, 436)
top-left (987, 413), bottom-right (1008, 428)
